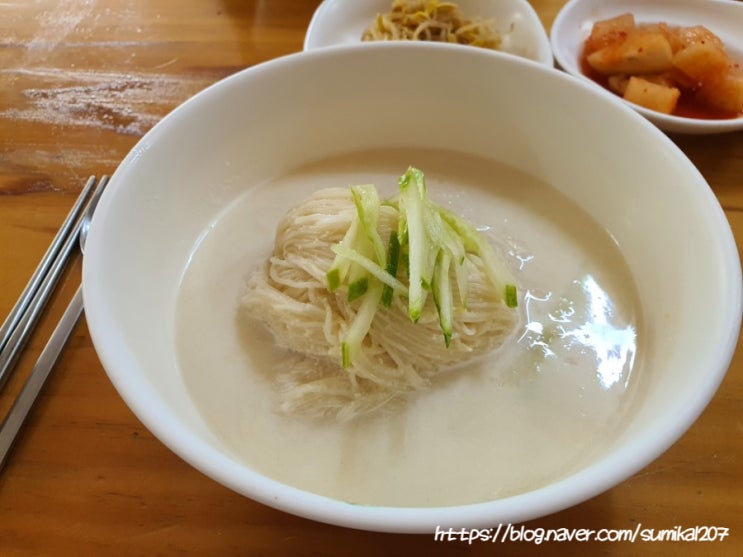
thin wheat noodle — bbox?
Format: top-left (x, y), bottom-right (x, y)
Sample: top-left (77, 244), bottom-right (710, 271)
top-left (241, 187), bottom-right (518, 421)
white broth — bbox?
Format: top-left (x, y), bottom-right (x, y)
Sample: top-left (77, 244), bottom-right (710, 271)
top-left (175, 149), bottom-right (643, 507)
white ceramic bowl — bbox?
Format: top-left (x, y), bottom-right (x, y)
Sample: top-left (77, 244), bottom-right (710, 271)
top-left (551, 0), bottom-right (743, 134)
top-left (83, 43), bottom-right (741, 533)
top-left (304, 0), bottom-right (554, 67)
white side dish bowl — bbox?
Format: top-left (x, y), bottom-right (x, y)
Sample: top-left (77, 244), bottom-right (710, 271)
top-left (304, 0), bottom-right (554, 67)
top-left (551, 0), bottom-right (743, 134)
top-left (83, 43), bottom-right (741, 533)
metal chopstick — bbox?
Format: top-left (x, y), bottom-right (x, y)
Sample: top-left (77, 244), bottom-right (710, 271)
top-left (0, 176), bottom-right (96, 356)
top-left (0, 175), bottom-right (109, 471)
top-left (0, 176), bottom-right (106, 393)
top-left (0, 287), bottom-right (84, 471)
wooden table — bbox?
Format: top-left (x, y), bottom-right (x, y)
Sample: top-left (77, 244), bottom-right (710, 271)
top-left (0, 1), bottom-right (741, 555)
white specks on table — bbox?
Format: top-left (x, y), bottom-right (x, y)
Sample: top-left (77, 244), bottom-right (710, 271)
top-left (27, 0), bottom-right (96, 53)
top-left (1, 67), bottom-right (211, 136)
top-left (0, 0), bottom-right (221, 189)
top-left (1, 0), bottom-right (212, 136)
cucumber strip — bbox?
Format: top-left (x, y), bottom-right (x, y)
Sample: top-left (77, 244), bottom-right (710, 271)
top-left (399, 167), bottom-right (428, 322)
top-left (435, 204), bottom-right (517, 306)
top-left (505, 283), bottom-right (518, 308)
top-left (476, 242), bottom-right (516, 304)
top-left (435, 205), bottom-right (480, 253)
top-left (351, 184), bottom-right (386, 265)
top-left (432, 250), bottom-right (453, 347)
top-left (326, 218), bottom-right (360, 292)
top-left (327, 168), bottom-right (518, 370)
top-left (439, 217), bottom-right (467, 265)
top-left (453, 257), bottom-right (469, 309)
top-left (345, 252), bottom-right (371, 300)
top-left (326, 267), bottom-right (342, 293)
top-left (341, 280), bottom-right (384, 368)
top-left (347, 276), bottom-right (368, 302)
top-left (331, 244), bottom-right (407, 295)
top-left (381, 230), bottom-right (401, 308)
top-left (341, 187), bottom-right (382, 301)
top-left (439, 218), bottom-right (468, 307)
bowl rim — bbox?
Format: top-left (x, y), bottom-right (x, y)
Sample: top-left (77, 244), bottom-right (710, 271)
top-left (83, 41), bottom-right (743, 533)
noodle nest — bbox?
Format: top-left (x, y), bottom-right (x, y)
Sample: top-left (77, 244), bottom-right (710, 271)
top-left (241, 187), bottom-right (518, 421)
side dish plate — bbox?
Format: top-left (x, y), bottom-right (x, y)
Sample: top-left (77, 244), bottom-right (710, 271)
top-left (304, 0), bottom-right (554, 67)
top-left (551, 0), bottom-right (743, 134)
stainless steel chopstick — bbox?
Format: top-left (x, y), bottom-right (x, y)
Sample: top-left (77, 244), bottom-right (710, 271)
top-left (0, 287), bottom-right (84, 471)
top-left (0, 176), bottom-right (107, 393)
top-left (0, 176), bottom-right (96, 356)
top-left (0, 175), bottom-right (109, 471)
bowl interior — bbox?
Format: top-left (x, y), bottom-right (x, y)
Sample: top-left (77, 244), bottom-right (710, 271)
top-left (83, 43), bottom-right (741, 532)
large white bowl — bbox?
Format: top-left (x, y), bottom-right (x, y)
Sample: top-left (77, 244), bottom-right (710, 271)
top-left (83, 43), bottom-right (741, 533)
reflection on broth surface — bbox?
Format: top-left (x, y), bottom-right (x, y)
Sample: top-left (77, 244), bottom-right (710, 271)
top-left (175, 149), bottom-right (643, 507)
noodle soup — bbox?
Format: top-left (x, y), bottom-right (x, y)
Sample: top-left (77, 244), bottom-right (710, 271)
top-left (175, 149), bottom-right (643, 507)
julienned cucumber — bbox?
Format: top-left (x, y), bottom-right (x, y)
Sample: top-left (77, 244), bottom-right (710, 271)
top-left (327, 167), bottom-right (517, 368)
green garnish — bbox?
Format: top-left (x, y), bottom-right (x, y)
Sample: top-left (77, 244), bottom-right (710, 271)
top-left (381, 230), bottom-right (401, 308)
top-left (505, 283), bottom-right (518, 309)
top-left (328, 167), bottom-right (517, 368)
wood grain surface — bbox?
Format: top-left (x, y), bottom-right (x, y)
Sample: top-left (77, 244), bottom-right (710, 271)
top-left (1, 1), bottom-right (741, 555)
